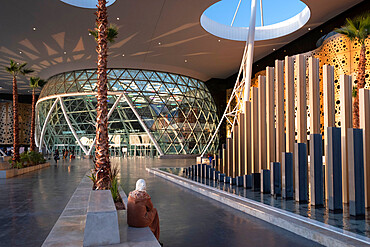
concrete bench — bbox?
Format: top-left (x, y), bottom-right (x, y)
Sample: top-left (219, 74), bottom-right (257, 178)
top-left (83, 190), bottom-right (121, 246)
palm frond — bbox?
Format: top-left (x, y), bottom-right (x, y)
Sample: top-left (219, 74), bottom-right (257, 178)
top-left (38, 79), bottom-right (47, 87)
top-left (29, 77), bottom-right (39, 88)
top-left (88, 23), bottom-right (118, 44)
top-left (88, 29), bottom-right (98, 41)
top-left (107, 24), bottom-right (118, 43)
top-left (21, 68), bottom-right (34, 75)
top-left (335, 13), bottom-right (370, 44)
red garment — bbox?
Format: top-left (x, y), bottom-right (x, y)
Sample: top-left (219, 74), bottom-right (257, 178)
top-left (127, 190), bottom-right (160, 240)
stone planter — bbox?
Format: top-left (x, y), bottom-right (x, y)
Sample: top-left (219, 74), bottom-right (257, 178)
top-left (0, 162), bottom-right (50, 179)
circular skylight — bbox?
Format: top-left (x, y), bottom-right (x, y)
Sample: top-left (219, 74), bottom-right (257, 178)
top-left (60, 0), bottom-right (116, 9)
top-left (201, 0), bottom-right (310, 41)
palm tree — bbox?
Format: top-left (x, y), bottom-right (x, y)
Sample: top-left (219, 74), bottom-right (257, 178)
top-left (335, 13), bottom-right (370, 128)
top-left (29, 77), bottom-right (46, 152)
top-left (91, 0), bottom-right (118, 190)
top-left (5, 60), bottom-right (34, 162)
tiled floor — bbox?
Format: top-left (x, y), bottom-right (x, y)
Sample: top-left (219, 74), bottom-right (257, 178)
top-left (0, 157), bottom-right (321, 247)
top-left (0, 158), bottom-right (90, 247)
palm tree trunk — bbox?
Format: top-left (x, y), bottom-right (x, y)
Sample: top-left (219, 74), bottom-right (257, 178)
top-left (353, 43), bottom-right (367, 128)
top-left (30, 88), bottom-right (36, 151)
top-left (12, 76), bottom-right (20, 162)
top-left (95, 0), bottom-right (110, 190)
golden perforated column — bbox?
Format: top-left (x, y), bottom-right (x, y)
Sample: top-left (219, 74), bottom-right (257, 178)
top-left (275, 60), bottom-right (285, 162)
top-left (233, 124), bottom-right (239, 178)
top-left (323, 64), bottom-right (335, 201)
top-left (296, 54), bottom-right (307, 144)
top-left (244, 101), bottom-right (252, 175)
top-left (258, 75), bottom-right (267, 171)
top-left (340, 74), bottom-right (353, 204)
top-left (238, 113), bottom-right (246, 176)
top-left (251, 87), bottom-right (259, 173)
top-left (266, 67), bottom-right (275, 169)
top-left (360, 88), bottom-right (370, 207)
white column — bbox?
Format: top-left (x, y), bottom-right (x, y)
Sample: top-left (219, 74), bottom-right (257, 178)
top-left (59, 96), bottom-right (89, 155)
top-left (87, 93), bottom-right (125, 155)
top-left (243, 0), bottom-right (258, 101)
top-left (39, 98), bottom-right (60, 152)
top-left (122, 93), bottom-right (164, 156)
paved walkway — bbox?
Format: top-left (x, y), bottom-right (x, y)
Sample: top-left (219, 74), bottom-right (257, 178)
top-left (0, 157), bottom-right (321, 246)
top-left (0, 158), bottom-right (90, 246)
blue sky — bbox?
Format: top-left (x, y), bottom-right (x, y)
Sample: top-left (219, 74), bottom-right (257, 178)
top-left (204, 0), bottom-right (307, 27)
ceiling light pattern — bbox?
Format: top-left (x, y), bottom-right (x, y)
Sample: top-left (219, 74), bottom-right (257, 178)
top-left (37, 68), bottom-right (219, 155)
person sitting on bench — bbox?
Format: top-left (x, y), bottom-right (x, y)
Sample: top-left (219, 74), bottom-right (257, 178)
top-left (127, 179), bottom-right (160, 240)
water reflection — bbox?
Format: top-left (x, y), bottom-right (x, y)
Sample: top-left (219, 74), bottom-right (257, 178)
top-left (160, 167), bottom-right (370, 238)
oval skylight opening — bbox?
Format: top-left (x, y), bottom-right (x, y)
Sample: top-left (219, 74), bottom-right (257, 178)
top-left (201, 0), bottom-right (310, 41)
top-left (60, 0), bottom-right (116, 9)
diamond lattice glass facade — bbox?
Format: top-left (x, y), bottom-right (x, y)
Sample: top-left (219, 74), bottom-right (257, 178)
top-left (36, 69), bottom-right (219, 156)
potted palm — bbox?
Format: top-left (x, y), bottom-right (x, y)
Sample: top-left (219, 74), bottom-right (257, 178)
top-left (83, 2), bottom-right (122, 246)
top-left (335, 13), bottom-right (370, 128)
top-left (4, 60), bottom-right (34, 163)
top-left (88, 0), bottom-right (118, 190)
top-left (29, 77), bottom-right (46, 151)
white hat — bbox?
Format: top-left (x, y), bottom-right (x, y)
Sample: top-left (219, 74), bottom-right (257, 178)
top-left (136, 179), bottom-right (146, 191)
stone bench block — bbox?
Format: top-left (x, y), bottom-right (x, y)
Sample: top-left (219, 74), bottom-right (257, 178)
top-left (206, 165), bottom-right (211, 179)
top-left (252, 173), bottom-right (260, 191)
top-left (224, 176), bottom-right (230, 184)
top-left (218, 173), bottom-right (225, 182)
top-left (244, 174), bottom-right (252, 189)
top-left (310, 134), bottom-right (324, 207)
top-left (215, 171), bottom-right (220, 181)
top-left (282, 153), bottom-right (293, 199)
top-left (83, 190), bottom-right (120, 246)
top-left (326, 127), bottom-right (343, 212)
top-left (261, 170), bottom-right (271, 194)
top-left (271, 162), bottom-right (281, 197)
top-left (197, 164), bottom-right (201, 177)
top-left (230, 177), bottom-right (236, 185)
top-left (236, 176), bottom-right (243, 187)
top-left (210, 168), bottom-right (215, 180)
top-left (348, 128), bottom-right (365, 218)
top-left (202, 164), bottom-right (207, 178)
top-left (295, 143), bottom-right (308, 203)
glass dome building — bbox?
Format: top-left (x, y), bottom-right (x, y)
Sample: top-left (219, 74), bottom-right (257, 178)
top-left (35, 68), bottom-right (219, 157)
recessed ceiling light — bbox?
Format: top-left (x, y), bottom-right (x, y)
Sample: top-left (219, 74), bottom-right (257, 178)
top-left (158, 42), bottom-right (161, 45)
top-left (308, 27), bottom-right (311, 30)
top-left (64, 51), bottom-right (67, 54)
top-left (122, 54), bottom-right (125, 56)
top-left (33, 27), bottom-right (36, 31)
top-left (88, 33), bottom-right (91, 36)
top-left (273, 48), bottom-right (276, 51)
top-left (116, 17), bottom-right (120, 20)
top-left (218, 39), bottom-right (221, 42)
top-left (184, 59), bottom-right (187, 63)
top-left (19, 51), bottom-right (22, 54)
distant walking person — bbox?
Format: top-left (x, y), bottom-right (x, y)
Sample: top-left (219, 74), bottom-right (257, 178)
top-left (54, 149), bottom-right (60, 162)
top-left (127, 179), bottom-right (160, 240)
